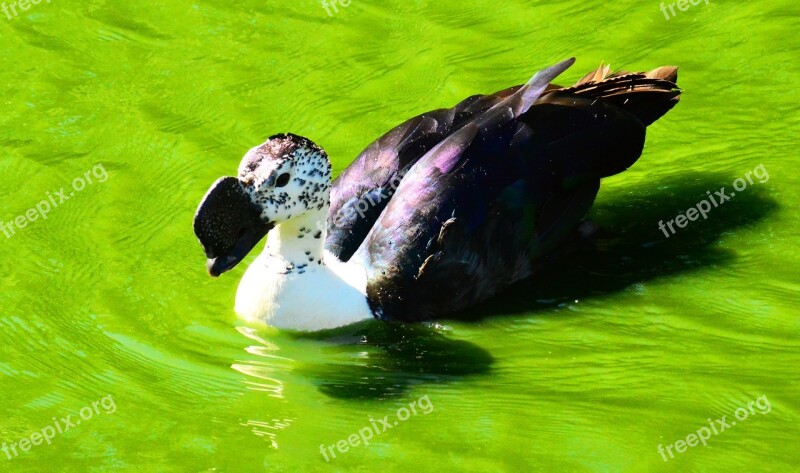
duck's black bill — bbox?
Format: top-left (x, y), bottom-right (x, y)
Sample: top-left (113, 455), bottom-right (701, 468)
top-left (193, 176), bottom-right (273, 277)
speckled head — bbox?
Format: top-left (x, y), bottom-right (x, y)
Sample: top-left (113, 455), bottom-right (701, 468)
top-left (194, 133), bottom-right (332, 277)
top-left (238, 133), bottom-right (332, 222)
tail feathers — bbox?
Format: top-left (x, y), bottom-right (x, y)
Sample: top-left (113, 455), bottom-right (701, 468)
top-left (575, 63), bottom-right (679, 85)
top-left (576, 63), bottom-right (612, 84)
top-left (559, 63), bottom-right (681, 126)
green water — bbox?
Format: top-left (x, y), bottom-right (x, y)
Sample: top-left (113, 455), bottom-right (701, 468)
top-left (1, 0), bottom-right (798, 471)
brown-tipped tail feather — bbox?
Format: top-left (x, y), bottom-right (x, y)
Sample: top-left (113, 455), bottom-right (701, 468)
top-left (554, 63), bottom-right (682, 127)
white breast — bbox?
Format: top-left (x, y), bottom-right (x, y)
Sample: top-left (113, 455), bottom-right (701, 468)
top-left (234, 251), bottom-right (373, 331)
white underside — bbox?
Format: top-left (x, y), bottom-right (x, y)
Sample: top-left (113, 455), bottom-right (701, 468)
top-left (234, 249), bottom-right (374, 331)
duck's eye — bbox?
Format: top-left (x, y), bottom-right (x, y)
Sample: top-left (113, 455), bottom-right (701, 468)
top-left (275, 173), bottom-right (291, 187)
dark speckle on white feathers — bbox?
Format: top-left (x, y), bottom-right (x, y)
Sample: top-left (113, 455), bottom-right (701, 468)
top-left (238, 134), bottom-right (332, 224)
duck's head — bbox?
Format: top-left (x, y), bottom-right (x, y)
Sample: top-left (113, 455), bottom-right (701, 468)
top-left (193, 133), bottom-right (332, 277)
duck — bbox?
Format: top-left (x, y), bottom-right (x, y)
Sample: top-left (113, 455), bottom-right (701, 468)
top-left (193, 58), bottom-right (681, 331)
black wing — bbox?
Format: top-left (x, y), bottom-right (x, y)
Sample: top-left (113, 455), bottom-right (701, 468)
top-left (325, 76), bottom-right (563, 261)
top-left (353, 64), bottom-right (680, 322)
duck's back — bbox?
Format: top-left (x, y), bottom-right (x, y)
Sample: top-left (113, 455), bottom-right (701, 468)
top-left (330, 63), bottom-right (681, 322)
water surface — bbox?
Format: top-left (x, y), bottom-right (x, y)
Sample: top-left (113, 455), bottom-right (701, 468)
top-left (0, 0), bottom-right (798, 471)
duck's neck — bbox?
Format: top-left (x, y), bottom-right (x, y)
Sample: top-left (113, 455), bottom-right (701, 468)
top-left (235, 209), bottom-right (375, 331)
top-left (263, 210), bottom-right (328, 272)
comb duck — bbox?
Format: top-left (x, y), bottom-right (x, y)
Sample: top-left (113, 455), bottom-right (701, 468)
top-left (193, 58), bottom-right (681, 331)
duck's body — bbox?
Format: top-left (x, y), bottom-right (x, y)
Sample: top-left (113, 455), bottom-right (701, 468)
top-left (234, 208), bottom-right (373, 330)
top-left (194, 58), bottom-right (681, 331)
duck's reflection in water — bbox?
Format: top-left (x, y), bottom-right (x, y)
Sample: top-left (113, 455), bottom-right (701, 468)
top-left (233, 321), bottom-right (493, 402)
top-left (232, 326), bottom-right (293, 398)
top-left (232, 326), bottom-right (296, 447)
top-left (241, 418), bottom-right (294, 449)
top-left (292, 321), bottom-right (494, 400)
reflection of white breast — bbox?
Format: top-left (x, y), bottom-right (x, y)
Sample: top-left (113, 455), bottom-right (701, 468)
top-left (235, 251), bottom-right (373, 331)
